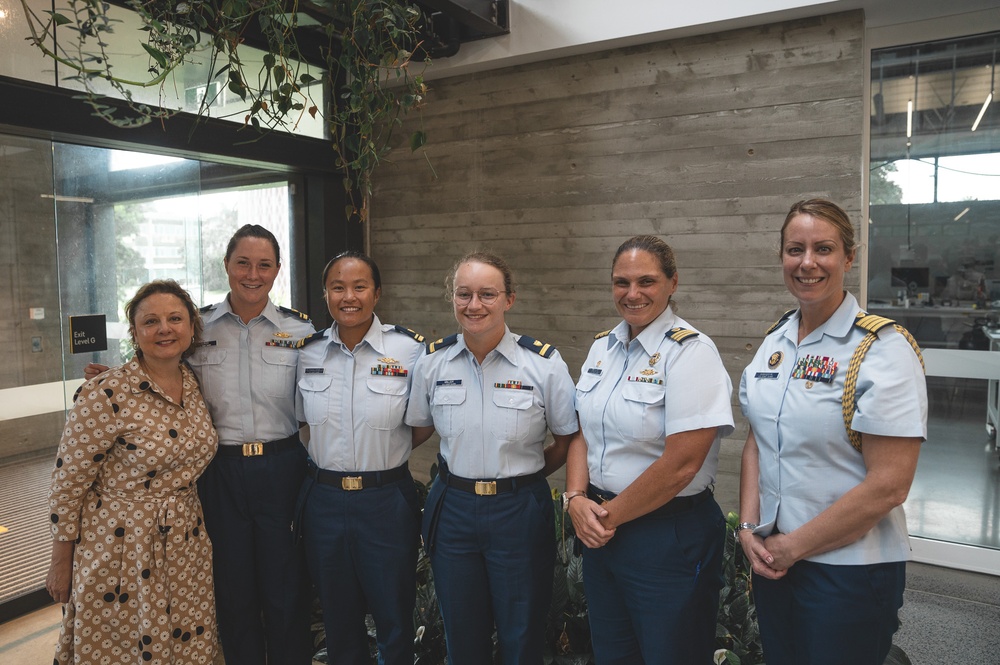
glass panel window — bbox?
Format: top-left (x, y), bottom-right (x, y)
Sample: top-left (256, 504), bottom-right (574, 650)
top-left (870, 32), bottom-right (1000, 556)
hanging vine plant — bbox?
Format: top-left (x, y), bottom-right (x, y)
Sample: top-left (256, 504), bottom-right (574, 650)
top-left (19, 0), bottom-right (429, 222)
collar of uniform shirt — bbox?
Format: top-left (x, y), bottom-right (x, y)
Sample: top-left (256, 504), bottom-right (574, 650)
top-left (450, 326), bottom-right (521, 366)
top-left (610, 306), bottom-right (677, 356)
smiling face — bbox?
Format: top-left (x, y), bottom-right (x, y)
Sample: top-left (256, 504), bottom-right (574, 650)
top-left (131, 293), bottom-right (194, 363)
top-left (324, 257), bottom-right (380, 337)
top-left (612, 249), bottom-right (678, 338)
top-left (782, 213), bottom-right (854, 315)
top-left (225, 237), bottom-right (279, 318)
top-left (452, 260), bottom-right (514, 343)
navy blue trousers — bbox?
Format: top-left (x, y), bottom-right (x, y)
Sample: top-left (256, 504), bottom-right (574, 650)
top-left (301, 472), bottom-right (420, 665)
top-left (581, 496), bottom-right (725, 665)
top-left (422, 476), bottom-right (555, 665)
top-left (753, 559), bottom-right (905, 665)
top-left (197, 443), bottom-right (312, 665)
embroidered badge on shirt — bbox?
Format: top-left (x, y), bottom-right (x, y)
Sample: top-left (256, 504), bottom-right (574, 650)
top-left (494, 381), bottom-right (533, 390)
top-left (791, 355), bottom-right (838, 383)
top-left (372, 364), bottom-right (408, 377)
top-left (768, 351), bottom-right (783, 369)
top-left (649, 353), bottom-right (661, 367)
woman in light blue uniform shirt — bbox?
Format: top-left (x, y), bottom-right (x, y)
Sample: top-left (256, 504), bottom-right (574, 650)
top-left (738, 199), bottom-right (926, 665)
top-left (566, 235), bottom-right (734, 665)
top-left (406, 251), bottom-right (580, 665)
top-left (295, 251), bottom-right (425, 665)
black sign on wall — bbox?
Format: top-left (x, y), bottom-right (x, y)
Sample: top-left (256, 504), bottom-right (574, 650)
top-left (69, 315), bottom-right (108, 354)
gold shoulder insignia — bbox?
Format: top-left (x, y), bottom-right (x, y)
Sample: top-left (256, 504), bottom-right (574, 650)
top-left (294, 330), bottom-right (326, 349)
top-left (853, 312), bottom-right (895, 334)
top-left (428, 334), bottom-right (458, 354)
top-left (765, 309), bottom-right (797, 335)
top-left (278, 305), bottom-right (312, 323)
top-left (667, 327), bottom-right (699, 344)
top-left (392, 325), bottom-right (425, 344)
top-left (517, 335), bottom-right (555, 358)
top-left (594, 330), bottom-right (612, 339)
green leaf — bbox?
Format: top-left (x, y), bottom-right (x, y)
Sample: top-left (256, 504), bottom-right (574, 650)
top-left (274, 66), bottom-right (285, 85)
top-left (409, 130), bottom-right (426, 152)
top-left (299, 73), bottom-right (316, 85)
top-left (263, 53), bottom-right (275, 69)
top-left (141, 43), bottom-right (168, 69)
top-left (49, 12), bottom-right (73, 26)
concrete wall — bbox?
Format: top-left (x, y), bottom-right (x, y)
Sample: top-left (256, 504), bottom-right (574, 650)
top-left (372, 10), bottom-right (866, 506)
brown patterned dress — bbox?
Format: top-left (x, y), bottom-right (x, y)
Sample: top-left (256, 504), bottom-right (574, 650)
top-left (49, 359), bottom-right (219, 664)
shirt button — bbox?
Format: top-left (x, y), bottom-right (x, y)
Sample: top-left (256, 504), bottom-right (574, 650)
top-left (509, 398), bottom-right (514, 404)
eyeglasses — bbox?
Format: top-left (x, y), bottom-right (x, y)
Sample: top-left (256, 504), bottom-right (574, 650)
top-left (453, 289), bottom-right (506, 305)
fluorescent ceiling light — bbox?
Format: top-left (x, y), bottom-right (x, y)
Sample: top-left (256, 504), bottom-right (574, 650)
top-left (971, 92), bottom-right (992, 132)
top-left (954, 207), bottom-right (970, 221)
top-left (906, 100), bottom-right (913, 138)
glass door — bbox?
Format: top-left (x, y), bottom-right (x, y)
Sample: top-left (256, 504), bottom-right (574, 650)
top-left (0, 133), bottom-right (299, 619)
top-left (869, 31), bottom-right (1000, 573)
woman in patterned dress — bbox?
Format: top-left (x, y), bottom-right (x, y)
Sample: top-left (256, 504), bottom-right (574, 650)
top-left (45, 280), bottom-right (219, 664)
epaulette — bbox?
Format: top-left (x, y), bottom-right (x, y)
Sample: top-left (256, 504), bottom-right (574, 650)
top-left (392, 325), bottom-right (425, 344)
top-left (517, 335), bottom-right (555, 358)
top-left (199, 303), bottom-right (216, 314)
top-left (842, 311), bottom-right (924, 453)
top-left (278, 305), bottom-right (311, 323)
top-left (765, 309), bottom-right (796, 335)
top-left (294, 330), bottom-right (327, 349)
top-left (427, 334), bottom-right (458, 354)
top-left (666, 327), bottom-right (699, 344)
top-left (853, 312), bottom-right (895, 334)
top-left (594, 330), bottom-right (612, 340)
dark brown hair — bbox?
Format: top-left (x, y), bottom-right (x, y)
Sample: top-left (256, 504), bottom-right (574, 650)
top-left (124, 280), bottom-right (202, 359)
top-left (780, 199), bottom-right (858, 259)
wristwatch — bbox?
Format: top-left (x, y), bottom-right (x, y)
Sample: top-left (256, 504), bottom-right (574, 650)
top-left (736, 522), bottom-right (758, 533)
top-left (562, 491), bottom-right (586, 511)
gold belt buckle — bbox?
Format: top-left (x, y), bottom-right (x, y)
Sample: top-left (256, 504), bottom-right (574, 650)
top-left (342, 476), bottom-right (363, 491)
top-left (474, 481), bottom-right (497, 496)
top-left (242, 441), bottom-right (264, 457)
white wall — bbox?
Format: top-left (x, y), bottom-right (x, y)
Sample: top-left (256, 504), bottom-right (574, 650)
top-left (424, 0), bottom-right (1000, 79)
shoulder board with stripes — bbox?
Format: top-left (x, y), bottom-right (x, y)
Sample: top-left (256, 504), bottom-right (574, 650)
top-left (392, 325), bottom-right (425, 344)
top-left (765, 309), bottom-right (796, 335)
top-left (294, 330), bottom-right (326, 349)
top-left (594, 330), bottom-right (612, 339)
top-left (517, 335), bottom-right (555, 358)
top-left (428, 334), bottom-right (458, 354)
top-left (199, 303), bottom-right (216, 314)
top-left (853, 312), bottom-right (896, 334)
top-left (667, 327), bottom-right (699, 344)
top-left (278, 305), bottom-right (312, 322)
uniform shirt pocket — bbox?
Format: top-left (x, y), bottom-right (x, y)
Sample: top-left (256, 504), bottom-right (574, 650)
top-left (186, 347), bottom-right (227, 403)
top-left (364, 377), bottom-right (409, 431)
top-left (430, 386), bottom-right (466, 438)
top-left (575, 372), bottom-right (602, 409)
top-left (618, 381), bottom-right (665, 442)
top-left (298, 375), bottom-right (333, 426)
top-left (261, 346), bottom-right (298, 398)
top-left (490, 388), bottom-right (534, 441)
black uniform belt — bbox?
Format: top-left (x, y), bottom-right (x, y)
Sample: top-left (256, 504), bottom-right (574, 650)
top-left (308, 462), bottom-right (409, 491)
top-left (587, 484), bottom-right (712, 518)
top-left (443, 468), bottom-right (545, 496)
top-left (216, 433), bottom-right (300, 458)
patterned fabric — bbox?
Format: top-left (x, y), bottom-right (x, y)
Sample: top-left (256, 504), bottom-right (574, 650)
top-left (49, 359), bottom-right (219, 664)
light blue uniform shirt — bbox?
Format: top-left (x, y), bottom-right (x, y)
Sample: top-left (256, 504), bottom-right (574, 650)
top-left (575, 306), bottom-right (734, 496)
top-left (295, 315), bottom-right (424, 472)
top-left (187, 298), bottom-right (315, 447)
top-left (739, 292), bottom-right (927, 565)
top-left (404, 327), bottom-right (579, 479)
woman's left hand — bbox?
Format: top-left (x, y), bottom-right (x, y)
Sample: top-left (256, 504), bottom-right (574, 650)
top-left (760, 532), bottom-right (798, 572)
